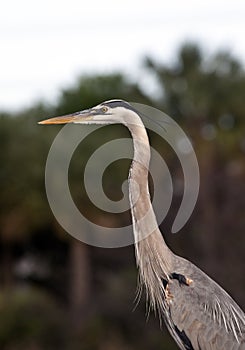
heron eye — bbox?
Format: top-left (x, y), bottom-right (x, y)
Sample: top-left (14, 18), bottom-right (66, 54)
top-left (101, 106), bottom-right (108, 113)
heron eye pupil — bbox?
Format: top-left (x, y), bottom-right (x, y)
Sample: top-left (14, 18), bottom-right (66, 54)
top-left (102, 107), bottom-right (108, 113)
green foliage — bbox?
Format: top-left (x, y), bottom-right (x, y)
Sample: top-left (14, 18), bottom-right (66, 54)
top-left (55, 73), bottom-right (149, 116)
top-left (145, 43), bottom-right (245, 128)
top-left (0, 105), bottom-right (56, 241)
top-left (0, 288), bottom-right (69, 350)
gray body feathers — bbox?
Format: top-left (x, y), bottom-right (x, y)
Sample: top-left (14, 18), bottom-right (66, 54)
top-left (127, 113), bottom-right (245, 349)
top-left (166, 256), bottom-right (245, 349)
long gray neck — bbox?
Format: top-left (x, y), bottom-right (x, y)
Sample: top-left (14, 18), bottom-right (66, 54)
top-left (126, 120), bottom-right (174, 288)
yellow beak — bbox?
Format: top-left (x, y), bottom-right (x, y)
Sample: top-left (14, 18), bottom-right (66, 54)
top-left (38, 110), bottom-right (93, 125)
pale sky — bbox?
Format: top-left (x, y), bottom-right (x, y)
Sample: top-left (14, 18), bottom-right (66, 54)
top-left (1, 0), bottom-right (245, 111)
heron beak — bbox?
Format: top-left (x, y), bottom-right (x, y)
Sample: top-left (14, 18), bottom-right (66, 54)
top-left (38, 109), bottom-right (93, 125)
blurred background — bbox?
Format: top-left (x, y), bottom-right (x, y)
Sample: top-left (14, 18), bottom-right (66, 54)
top-left (1, 1), bottom-right (245, 349)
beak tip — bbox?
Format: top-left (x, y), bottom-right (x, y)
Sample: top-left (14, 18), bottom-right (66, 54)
top-left (37, 118), bottom-right (65, 125)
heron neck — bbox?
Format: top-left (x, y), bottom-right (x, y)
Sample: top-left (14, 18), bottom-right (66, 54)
top-left (127, 122), bottom-right (173, 279)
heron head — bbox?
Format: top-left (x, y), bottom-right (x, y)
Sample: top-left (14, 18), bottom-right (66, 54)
top-left (38, 99), bottom-right (138, 126)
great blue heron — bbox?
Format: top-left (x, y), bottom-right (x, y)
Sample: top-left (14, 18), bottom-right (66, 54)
top-left (39, 100), bottom-right (245, 349)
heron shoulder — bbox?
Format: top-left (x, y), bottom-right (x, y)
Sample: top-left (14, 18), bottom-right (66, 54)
top-left (168, 257), bottom-right (245, 345)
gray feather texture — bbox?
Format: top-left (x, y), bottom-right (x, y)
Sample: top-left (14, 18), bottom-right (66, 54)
top-left (124, 104), bottom-right (245, 349)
